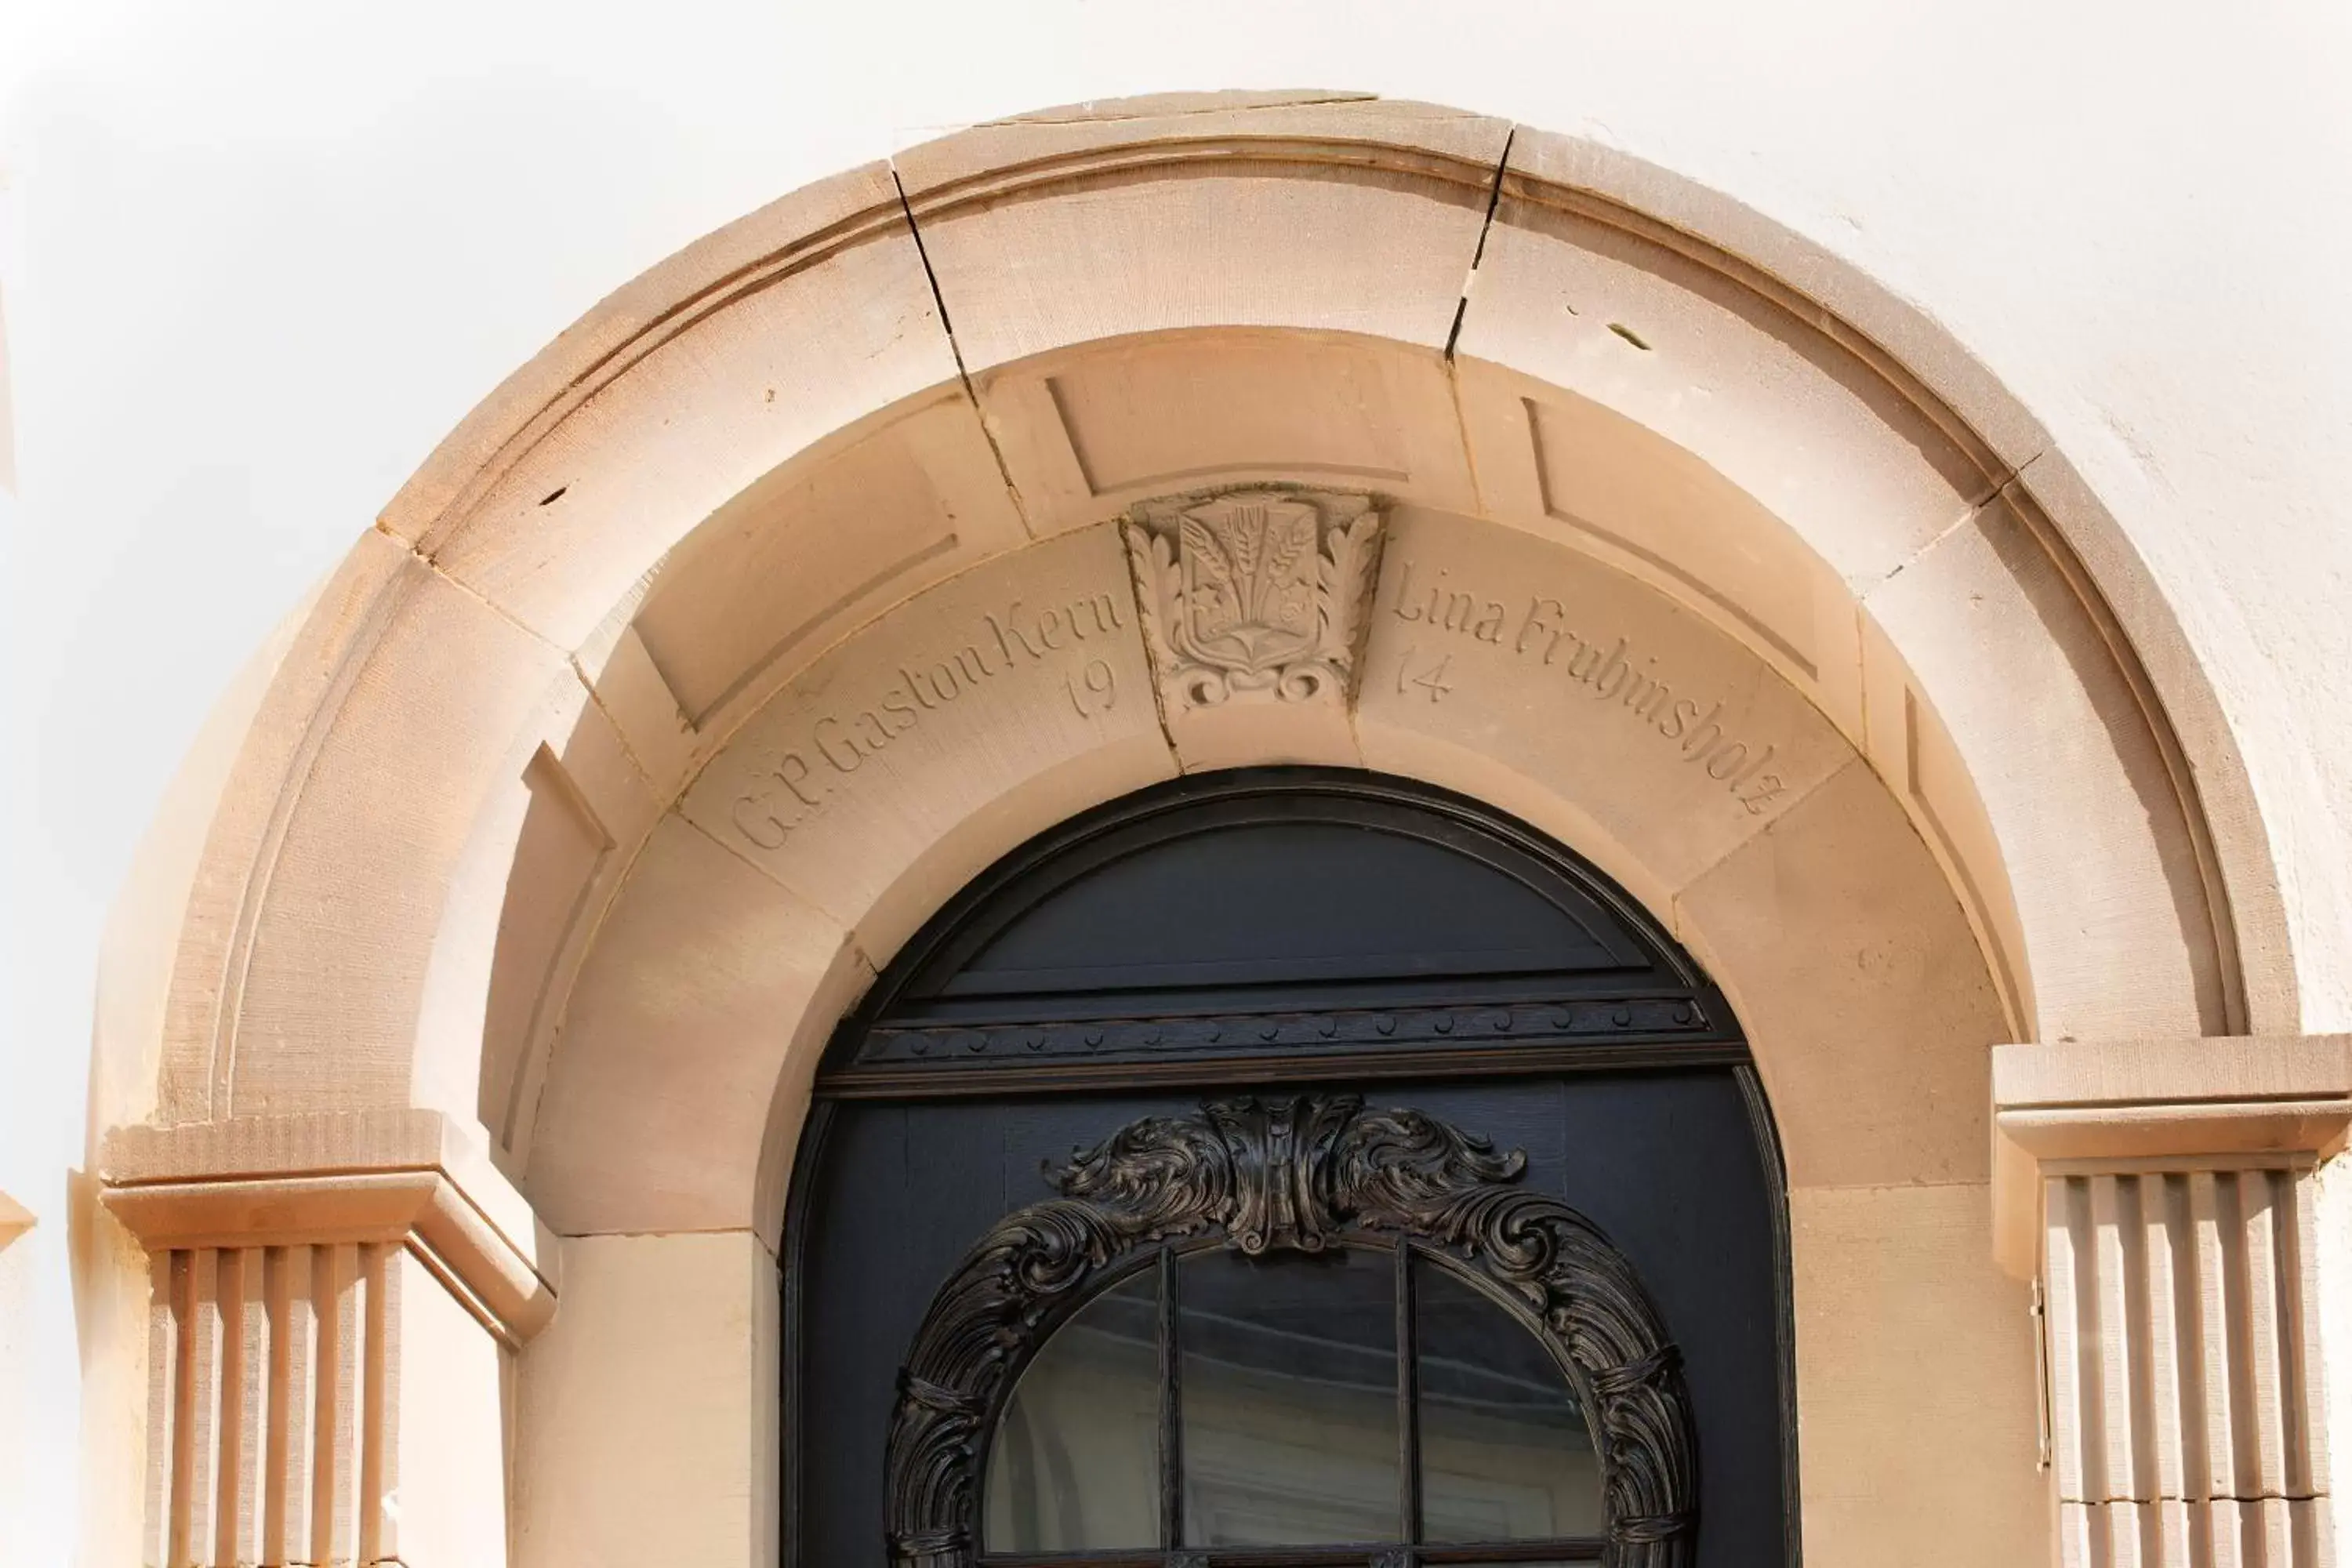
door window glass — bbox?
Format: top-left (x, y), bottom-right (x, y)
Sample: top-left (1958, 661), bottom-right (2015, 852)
top-left (1417, 1256), bottom-right (1602, 1541)
top-left (978, 1243), bottom-right (1609, 1561)
top-left (1179, 1247), bottom-right (1400, 1546)
top-left (983, 1269), bottom-right (1160, 1552)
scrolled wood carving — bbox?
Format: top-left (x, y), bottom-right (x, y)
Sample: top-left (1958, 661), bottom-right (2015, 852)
top-left (884, 1093), bottom-right (1697, 1568)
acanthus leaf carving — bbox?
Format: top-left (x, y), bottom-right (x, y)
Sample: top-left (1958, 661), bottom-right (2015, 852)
top-left (884, 1093), bottom-right (1697, 1568)
top-left (1123, 488), bottom-right (1385, 714)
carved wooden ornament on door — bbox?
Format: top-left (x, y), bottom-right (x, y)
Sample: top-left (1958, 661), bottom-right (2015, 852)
top-left (884, 1093), bottom-right (1697, 1568)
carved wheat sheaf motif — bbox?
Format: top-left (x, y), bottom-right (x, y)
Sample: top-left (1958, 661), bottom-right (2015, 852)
top-left (883, 1093), bottom-right (1697, 1568)
top-left (1123, 488), bottom-right (1385, 711)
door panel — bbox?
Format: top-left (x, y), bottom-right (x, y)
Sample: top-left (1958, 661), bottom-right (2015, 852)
top-left (795, 1073), bottom-right (1784, 1568)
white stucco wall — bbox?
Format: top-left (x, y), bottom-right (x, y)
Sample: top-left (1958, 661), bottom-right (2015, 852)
top-left (3, 2), bottom-right (2347, 1562)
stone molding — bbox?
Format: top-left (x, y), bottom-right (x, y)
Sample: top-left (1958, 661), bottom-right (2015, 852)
top-left (1994, 1036), bottom-right (2352, 1173)
top-left (101, 1109), bottom-right (559, 1344)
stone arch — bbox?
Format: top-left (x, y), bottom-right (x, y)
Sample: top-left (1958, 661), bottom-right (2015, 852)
top-left (85, 91), bottom-right (2311, 1568)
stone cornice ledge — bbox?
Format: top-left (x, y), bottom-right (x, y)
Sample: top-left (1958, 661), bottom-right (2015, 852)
top-left (1994, 1034), bottom-right (2352, 1164)
top-left (100, 1109), bottom-right (558, 1345)
top-left (1991, 1035), bottom-right (2352, 1273)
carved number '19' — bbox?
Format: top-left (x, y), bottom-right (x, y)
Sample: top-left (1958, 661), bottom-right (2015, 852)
top-left (1067, 657), bottom-right (1116, 717)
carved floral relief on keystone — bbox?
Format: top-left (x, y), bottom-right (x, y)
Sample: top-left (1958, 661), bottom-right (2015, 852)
top-left (1123, 489), bottom-right (1384, 712)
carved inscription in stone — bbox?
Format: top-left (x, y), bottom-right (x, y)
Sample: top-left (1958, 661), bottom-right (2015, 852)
top-left (1389, 556), bottom-right (1791, 817)
top-left (724, 589), bottom-right (1131, 851)
top-left (673, 524), bottom-right (1167, 907)
top-left (1122, 488), bottom-right (1384, 713)
top-left (679, 526), bottom-right (1168, 932)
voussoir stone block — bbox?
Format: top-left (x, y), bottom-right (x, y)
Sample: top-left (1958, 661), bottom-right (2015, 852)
top-left (1459, 154), bottom-right (1990, 593)
top-left (680, 523), bottom-right (1176, 962)
top-left (412, 162), bottom-right (964, 652)
top-left (1451, 359), bottom-right (1866, 746)
top-left (897, 98), bottom-right (1511, 372)
top-left (211, 559), bottom-right (578, 1121)
top-left (1864, 492), bottom-right (2227, 1042)
top-left (1356, 506), bottom-right (1856, 920)
top-left (629, 387), bottom-right (1030, 743)
top-left (525, 814), bottom-right (863, 1237)
top-left (1676, 757), bottom-right (2006, 1189)
top-left (978, 331), bottom-right (1479, 538)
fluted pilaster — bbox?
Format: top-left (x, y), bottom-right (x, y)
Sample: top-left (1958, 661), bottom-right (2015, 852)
top-left (1998, 1036), bottom-right (2351, 1568)
top-left (2043, 1168), bottom-right (2328, 1566)
top-left (146, 1242), bottom-right (394, 1566)
top-left (103, 1110), bottom-right (556, 1567)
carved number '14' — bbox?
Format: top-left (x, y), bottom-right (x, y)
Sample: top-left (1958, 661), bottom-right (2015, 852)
top-left (1397, 648), bottom-right (1454, 704)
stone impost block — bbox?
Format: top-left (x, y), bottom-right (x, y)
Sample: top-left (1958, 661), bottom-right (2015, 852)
top-left (1992, 1034), bottom-right (2352, 1279)
top-left (101, 1108), bottom-right (558, 1344)
top-left (1995, 1036), bottom-right (2352, 1174)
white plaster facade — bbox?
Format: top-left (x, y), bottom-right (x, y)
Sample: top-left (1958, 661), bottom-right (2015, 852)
top-left (5, 8), bottom-right (2350, 1567)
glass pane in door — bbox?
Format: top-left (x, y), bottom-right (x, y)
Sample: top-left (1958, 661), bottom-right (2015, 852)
top-left (1417, 1258), bottom-right (1604, 1541)
top-left (1179, 1247), bottom-right (1401, 1546)
top-left (983, 1269), bottom-right (1161, 1551)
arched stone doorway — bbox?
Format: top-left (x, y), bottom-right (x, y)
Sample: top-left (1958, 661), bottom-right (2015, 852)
top-left (797, 769), bottom-right (1784, 1568)
top-left (83, 92), bottom-right (2341, 1568)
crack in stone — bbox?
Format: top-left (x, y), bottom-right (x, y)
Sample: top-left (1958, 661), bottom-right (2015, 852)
top-left (888, 164), bottom-right (1036, 542)
top-left (1444, 125), bottom-right (1515, 362)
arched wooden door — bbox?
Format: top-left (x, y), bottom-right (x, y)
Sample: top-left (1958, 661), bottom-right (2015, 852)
top-left (784, 770), bottom-right (1793, 1568)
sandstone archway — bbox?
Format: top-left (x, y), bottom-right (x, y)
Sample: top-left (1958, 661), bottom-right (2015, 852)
top-left (86, 93), bottom-right (2324, 1568)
